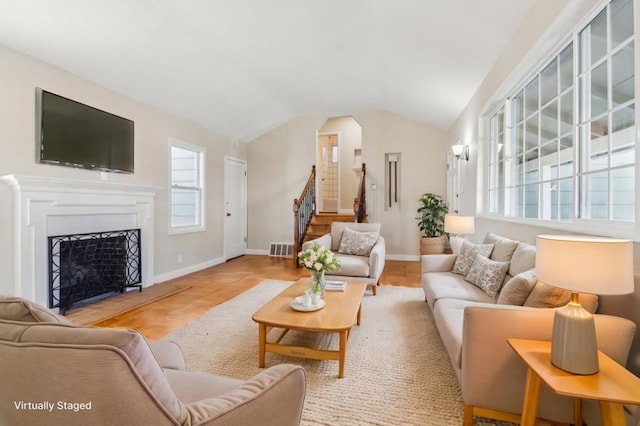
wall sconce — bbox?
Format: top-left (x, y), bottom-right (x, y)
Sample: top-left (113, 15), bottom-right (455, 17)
top-left (451, 144), bottom-right (469, 161)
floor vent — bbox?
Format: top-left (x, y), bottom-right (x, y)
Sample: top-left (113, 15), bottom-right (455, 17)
top-left (269, 242), bottom-right (294, 258)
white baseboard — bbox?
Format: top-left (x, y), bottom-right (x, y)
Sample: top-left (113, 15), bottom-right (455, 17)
top-left (245, 249), bottom-right (269, 255)
top-left (154, 256), bottom-right (226, 284)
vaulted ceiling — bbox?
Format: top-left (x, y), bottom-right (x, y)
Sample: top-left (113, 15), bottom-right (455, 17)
top-left (0, 0), bottom-right (538, 141)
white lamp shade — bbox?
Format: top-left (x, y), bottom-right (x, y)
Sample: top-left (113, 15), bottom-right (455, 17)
top-left (536, 235), bottom-right (634, 295)
top-left (444, 214), bottom-right (475, 235)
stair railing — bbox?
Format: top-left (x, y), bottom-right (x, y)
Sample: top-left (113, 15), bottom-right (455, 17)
top-left (353, 163), bottom-right (366, 223)
top-left (293, 165), bottom-right (316, 267)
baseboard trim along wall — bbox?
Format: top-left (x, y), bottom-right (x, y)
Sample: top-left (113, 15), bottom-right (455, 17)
top-left (154, 256), bottom-right (226, 284)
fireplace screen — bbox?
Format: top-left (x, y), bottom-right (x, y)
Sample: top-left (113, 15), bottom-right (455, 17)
top-left (48, 229), bottom-right (142, 312)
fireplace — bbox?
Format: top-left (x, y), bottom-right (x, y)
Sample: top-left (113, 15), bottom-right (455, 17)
top-left (1, 174), bottom-right (158, 311)
top-left (49, 229), bottom-right (142, 313)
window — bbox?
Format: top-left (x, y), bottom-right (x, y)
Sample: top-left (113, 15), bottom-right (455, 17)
top-left (169, 140), bottom-right (205, 233)
top-left (485, 0), bottom-right (635, 228)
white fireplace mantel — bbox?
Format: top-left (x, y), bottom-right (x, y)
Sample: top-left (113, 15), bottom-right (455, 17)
top-left (1, 174), bottom-right (162, 309)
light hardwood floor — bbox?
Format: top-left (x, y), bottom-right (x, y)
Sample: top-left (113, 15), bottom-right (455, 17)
top-left (66, 255), bottom-right (422, 340)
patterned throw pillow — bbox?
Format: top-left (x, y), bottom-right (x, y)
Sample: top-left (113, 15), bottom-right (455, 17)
top-left (451, 241), bottom-right (494, 276)
top-left (465, 254), bottom-right (510, 299)
top-left (338, 227), bottom-right (379, 256)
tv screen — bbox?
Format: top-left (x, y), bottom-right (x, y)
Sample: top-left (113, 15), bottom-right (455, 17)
top-left (37, 88), bottom-right (134, 173)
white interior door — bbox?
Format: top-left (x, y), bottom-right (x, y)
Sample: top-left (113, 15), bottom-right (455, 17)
top-left (224, 157), bottom-right (247, 260)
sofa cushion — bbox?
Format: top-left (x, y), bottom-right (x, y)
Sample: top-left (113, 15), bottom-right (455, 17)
top-left (338, 227), bottom-right (379, 256)
top-left (464, 254), bottom-right (510, 299)
top-left (524, 282), bottom-right (599, 313)
top-left (332, 254), bottom-right (370, 277)
top-left (423, 272), bottom-right (495, 308)
top-left (483, 233), bottom-right (520, 262)
top-left (164, 368), bottom-right (243, 403)
top-left (497, 268), bottom-right (537, 305)
top-left (0, 296), bottom-right (72, 324)
top-left (451, 241), bottom-right (494, 276)
top-left (509, 242), bottom-right (537, 277)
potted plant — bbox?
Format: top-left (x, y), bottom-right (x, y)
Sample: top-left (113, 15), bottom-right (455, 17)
top-left (416, 193), bottom-right (449, 255)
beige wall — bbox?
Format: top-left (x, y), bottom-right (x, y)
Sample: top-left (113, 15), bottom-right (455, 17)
top-left (0, 44), bottom-right (245, 296)
top-left (246, 109), bottom-right (448, 258)
top-left (446, 0), bottom-right (640, 375)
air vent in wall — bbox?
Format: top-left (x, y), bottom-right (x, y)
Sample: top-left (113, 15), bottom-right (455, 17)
top-left (269, 242), bottom-right (293, 258)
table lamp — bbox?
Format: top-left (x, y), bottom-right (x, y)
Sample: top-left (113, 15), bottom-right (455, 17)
top-left (535, 235), bottom-right (634, 375)
top-left (444, 214), bottom-right (475, 254)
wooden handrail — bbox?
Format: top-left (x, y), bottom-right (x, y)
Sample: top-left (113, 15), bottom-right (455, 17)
top-left (353, 163), bottom-right (366, 223)
top-left (293, 165), bottom-right (316, 267)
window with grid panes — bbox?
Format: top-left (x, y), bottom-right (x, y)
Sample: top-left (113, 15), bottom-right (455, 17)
top-left (486, 0), bottom-right (634, 225)
top-left (170, 141), bottom-right (205, 232)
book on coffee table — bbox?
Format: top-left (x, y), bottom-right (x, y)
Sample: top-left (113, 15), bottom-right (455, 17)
top-left (325, 280), bottom-right (346, 291)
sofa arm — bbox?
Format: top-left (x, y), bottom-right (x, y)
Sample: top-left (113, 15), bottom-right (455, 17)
top-left (301, 234), bottom-right (332, 251)
top-left (186, 364), bottom-right (306, 426)
top-left (420, 254), bottom-right (456, 273)
top-left (461, 306), bottom-right (636, 422)
top-left (368, 236), bottom-right (386, 281)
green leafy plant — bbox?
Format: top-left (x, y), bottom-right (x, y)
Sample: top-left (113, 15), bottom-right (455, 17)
top-left (416, 193), bottom-right (449, 238)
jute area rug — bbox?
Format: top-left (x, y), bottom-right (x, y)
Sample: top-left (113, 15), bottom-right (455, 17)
top-left (164, 280), bottom-right (508, 426)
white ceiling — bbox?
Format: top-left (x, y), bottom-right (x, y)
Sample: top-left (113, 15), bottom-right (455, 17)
top-left (0, 0), bottom-right (538, 141)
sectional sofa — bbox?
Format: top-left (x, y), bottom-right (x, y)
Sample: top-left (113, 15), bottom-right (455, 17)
top-left (421, 232), bottom-right (638, 425)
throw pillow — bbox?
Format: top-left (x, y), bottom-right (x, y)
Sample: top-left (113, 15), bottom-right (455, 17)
top-left (523, 282), bottom-right (570, 308)
top-left (338, 227), bottom-right (379, 256)
top-left (496, 268), bottom-right (537, 305)
top-left (464, 254), bottom-right (510, 299)
top-left (451, 240), bottom-right (494, 276)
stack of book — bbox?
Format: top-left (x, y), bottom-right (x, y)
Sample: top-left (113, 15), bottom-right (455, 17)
top-left (325, 280), bottom-right (346, 291)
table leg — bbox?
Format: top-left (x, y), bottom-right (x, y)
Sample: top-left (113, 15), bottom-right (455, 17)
top-left (258, 323), bottom-right (266, 368)
top-left (357, 304), bottom-right (361, 326)
top-left (520, 367), bottom-right (542, 426)
top-left (573, 398), bottom-right (583, 426)
top-left (598, 401), bottom-right (626, 426)
top-left (338, 330), bottom-right (347, 378)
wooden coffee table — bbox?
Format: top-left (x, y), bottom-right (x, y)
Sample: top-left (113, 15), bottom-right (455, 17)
top-left (252, 278), bottom-right (366, 378)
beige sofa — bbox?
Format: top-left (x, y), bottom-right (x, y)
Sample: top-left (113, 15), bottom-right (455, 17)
top-left (0, 296), bottom-right (306, 426)
top-left (421, 233), bottom-right (638, 425)
top-left (302, 222), bottom-right (385, 295)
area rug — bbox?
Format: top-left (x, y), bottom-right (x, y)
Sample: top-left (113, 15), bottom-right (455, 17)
top-left (164, 280), bottom-right (509, 426)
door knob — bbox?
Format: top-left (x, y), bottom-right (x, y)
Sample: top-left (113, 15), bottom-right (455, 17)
top-left (226, 213), bottom-right (231, 216)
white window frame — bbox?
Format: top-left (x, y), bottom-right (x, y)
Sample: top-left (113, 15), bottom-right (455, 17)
top-left (478, 0), bottom-right (637, 240)
top-left (168, 138), bottom-right (206, 235)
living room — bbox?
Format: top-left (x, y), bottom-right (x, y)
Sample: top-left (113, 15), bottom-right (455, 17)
top-left (1, 0), bottom-right (640, 425)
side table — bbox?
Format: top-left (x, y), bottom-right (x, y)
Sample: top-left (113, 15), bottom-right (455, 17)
top-left (508, 338), bottom-right (640, 426)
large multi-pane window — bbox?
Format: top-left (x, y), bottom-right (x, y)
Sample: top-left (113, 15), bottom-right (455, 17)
top-left (487, 108), bottom-right (505, 214)
top-left (486, 0), bottom-right (634, 225)
top-left (170, 140), bottom-right (205, 232)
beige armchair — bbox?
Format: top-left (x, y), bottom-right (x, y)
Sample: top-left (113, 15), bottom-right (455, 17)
top-left (302, 222), bottom-right (385, 295)
top-left (0, 296), bottom-right (306, 426)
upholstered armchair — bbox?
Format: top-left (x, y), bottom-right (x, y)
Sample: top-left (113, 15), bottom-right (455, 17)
top-left (302, 222), bottom-right (385, 295)
top-left (0, 296), bottom-right (306, 426)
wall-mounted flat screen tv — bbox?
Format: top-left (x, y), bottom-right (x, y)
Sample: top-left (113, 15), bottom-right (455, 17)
top-left (37, 88), bottom-right (134, 173)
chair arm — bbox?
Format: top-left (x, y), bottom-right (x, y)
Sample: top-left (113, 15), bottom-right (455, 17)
top-left (368, 236), bottom-right (386, 280)
top-left (147, 340), bottom-right (186, 371)
top-left (420, 254), bottom-right (457, 273)
top-left (185, 364), bottom-right (306, 426)
top-left (461, 306), bottom-right (636, 421)
top-left (301, 234), bottom-right (332, 251)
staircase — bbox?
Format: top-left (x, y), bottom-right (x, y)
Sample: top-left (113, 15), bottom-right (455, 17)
top-left (303, 213), bottom-right (357, 242)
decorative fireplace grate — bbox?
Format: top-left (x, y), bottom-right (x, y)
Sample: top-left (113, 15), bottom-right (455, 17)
top-left (48, 229), bottom-right (142, 313)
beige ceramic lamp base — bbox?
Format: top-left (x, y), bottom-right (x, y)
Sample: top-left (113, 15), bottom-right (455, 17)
top-left (551, 292), bottom-right (599, 375)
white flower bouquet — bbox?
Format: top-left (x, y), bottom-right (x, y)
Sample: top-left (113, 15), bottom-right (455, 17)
top-left (298, 243), bottom-right (340, 294)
